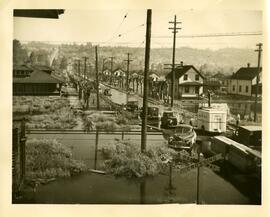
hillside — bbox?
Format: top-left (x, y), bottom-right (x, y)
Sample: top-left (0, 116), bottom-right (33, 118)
top-left (22, 41), bottom-right (258, 76)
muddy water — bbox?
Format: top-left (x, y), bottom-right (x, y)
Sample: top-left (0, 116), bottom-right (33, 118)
top-left (18, 132), bottom-right (257, 204)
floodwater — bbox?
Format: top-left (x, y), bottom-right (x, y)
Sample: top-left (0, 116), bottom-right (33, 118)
top-left (19, 132), bottom-right (260, 204)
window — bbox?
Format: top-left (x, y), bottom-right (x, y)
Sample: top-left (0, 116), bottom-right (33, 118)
top-left (233, 85), bottom-right (235, 92)
top-left (195, 74), bottom-right (199, 81)
top-left (246, 86), bottom-right (249, 93)
top-left (184, 87), bottom-right (189, 93)
top-left (195, 86), bottom-right (200, 94)
top-left (184, 74), bottom-right (188, 80)
top-left (239, 85), bottom-right (242, 92)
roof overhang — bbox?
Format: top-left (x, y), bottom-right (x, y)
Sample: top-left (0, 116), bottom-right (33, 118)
top-left (14, 9), bottom-right (64, 19)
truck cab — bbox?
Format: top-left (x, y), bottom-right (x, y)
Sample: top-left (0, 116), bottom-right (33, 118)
top-left (161, 111), bottom-right (178, 129)
top-left (126, 100), bottom-right (139, 112)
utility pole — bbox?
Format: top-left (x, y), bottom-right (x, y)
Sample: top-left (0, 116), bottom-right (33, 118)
top-left (83, 56), bottom-right (88, 82)
top-left (77, 59), bottom-right (81, 77)
top-left (164, 62), bottom-right (182, 103)
top-left (95, 46), bottom-right (100, 110)
top-left (141, 9), bottom-right (152, 153)
top-left (109, 56), bottom-right (115, 85)
top-left (77, 59), bottom-right (82, 100)
top-left (102, 58), bottom-right (107, 82)
top-left (124, 53), bottom-right (133, 92)
top-left (254, 43), bottom-right (262, 122)
top-left (124, 53), bottom-right (133, 103)
top-left (168, 15), bottom-right (181, 107)
top-left (196, 143), bottom-right (202, 204)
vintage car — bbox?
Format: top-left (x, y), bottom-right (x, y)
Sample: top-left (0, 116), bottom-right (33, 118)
top-left (166, 124), bottom-right (197, 151)
top-left (125, 101), bottom-right (139, 112)
top-left (104, 88), bottom-right (112, 96)
top-left (161, 111), bottom-right (178, 129)
top-left (140, 106), bottom-right (159, 127)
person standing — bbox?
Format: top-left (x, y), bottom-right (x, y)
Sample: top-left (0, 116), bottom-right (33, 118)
top-left (236, 114), bottom-right (241, 126)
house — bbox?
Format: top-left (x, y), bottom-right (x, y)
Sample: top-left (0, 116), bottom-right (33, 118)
top-left (13, 64), bottom-right (64, 96)
top-left (165, 62), bottom-right (204, 98)
top-left (203, 80), bottom-right (221, 93)
top-left (113, 68), bottom-right (126, 77)
top-left (210, 72), bottom-right (230, 93)
top-left (113, 68), bottom-right (126, 88)
top-left (149, 72), bottom-right (160, 81)
top-left (228, 63), bottom-right (262, 96)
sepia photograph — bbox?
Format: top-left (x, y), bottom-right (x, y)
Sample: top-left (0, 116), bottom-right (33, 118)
top-left (11, 8), bottom-right (263, 206)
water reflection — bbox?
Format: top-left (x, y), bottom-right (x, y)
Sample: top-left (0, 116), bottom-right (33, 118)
top-left (140, 180), bottom-right (146, 204)
top-left (18, 133), bottom-right (255, 204)
top-left (94, 129), bottom-right (99, 170)
top-left (164, 163), bottom-right (176, 203)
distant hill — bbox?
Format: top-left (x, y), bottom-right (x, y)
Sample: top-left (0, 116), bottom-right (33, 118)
top-left (23, 41), bottom-right (258, 77)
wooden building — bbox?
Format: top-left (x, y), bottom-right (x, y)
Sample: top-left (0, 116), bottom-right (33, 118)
top-left (166, 63), bottom-right (204, 99)
top-left (13, 64), bottom-right (64, 96)
top-left (228, 63), bottom-right (262, 97)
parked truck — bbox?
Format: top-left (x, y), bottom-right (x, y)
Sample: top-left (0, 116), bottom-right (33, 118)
top-left (161, 111), bottom-right (178, 129)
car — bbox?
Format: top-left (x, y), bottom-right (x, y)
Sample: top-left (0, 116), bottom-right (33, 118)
top-left (166, 124), bottom-right (197, 151)
top-left (161, 111), bottom-right (178, 129)
top-left (104, 88), bottom-right (112, 96)
top-left (140, 106), bottom-right (160, 127)
top-left (126, 101), bottom-right (139, 112)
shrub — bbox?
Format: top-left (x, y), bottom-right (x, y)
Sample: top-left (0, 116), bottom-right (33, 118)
top-left (96, 121), bottom-right (119, 132)
top-left (25, 139), bottom-right (87, 180)
top-left (101, 140), bottom-right (177, 178)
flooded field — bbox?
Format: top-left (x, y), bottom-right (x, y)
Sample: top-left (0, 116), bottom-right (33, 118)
top-left (17, 132), bottom-right (260, 204)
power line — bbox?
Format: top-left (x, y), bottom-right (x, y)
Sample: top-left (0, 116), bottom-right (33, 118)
top-left (117, 23), bottom-right (145, 38)
top-left (152, 31), bottom-right (262, 38)
top-left (106, 12), bottom-right (129, 43)
top-left (21, 30), bottom-right (262, 46)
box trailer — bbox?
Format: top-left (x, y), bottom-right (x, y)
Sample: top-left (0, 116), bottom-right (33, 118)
top-left (197, 107), bottom-right (227, 132)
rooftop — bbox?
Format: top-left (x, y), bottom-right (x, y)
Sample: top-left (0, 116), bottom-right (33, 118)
top-left (179, 81), bottom-right (203, 86)
top-left (13, 69), bottom-right (63, 84)
top-left (231, 67), bottom-right (262, 80)
top-left (13, 64), bottom-right (33, 71)
top-left (240, 125), bottom-right (262, 132)
top-left (166, 65), bottom-right (204, 80)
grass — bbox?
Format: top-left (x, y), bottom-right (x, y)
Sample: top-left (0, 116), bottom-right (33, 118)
top-left (101, 140), bottom-right (177, 178)
top-left (13, 96), bottom-right (70, 115)
top-left (13, 96), bottom-right (77, 129)
top-left (25, 139), bottom-right (86, 182)
top-left (82, 111), bottom-right (134, 132)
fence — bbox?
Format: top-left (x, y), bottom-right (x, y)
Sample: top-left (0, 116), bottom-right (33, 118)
top-left (12, 117), bottom-right (26, 200)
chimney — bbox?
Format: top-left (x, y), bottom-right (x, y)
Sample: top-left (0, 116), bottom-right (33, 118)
top-left (180, 61), bottom-right (183, 66)
top-left (247, 63), bottom-right (250, 68)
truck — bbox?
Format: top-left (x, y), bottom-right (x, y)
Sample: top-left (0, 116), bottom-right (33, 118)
top-left (140, 106), bottom-right (159, 127)
top-left (125, 100), bottom-right (139, 112)
top-left (161, 111), bottom-right (178, 129)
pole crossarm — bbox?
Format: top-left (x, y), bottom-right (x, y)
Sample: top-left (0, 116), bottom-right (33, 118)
top-left (168, 15), bottom-right (182, 107)
top-left (173, 153), bottom-right (223, 175)
top-left (124, 53), bottom-right (133, 92)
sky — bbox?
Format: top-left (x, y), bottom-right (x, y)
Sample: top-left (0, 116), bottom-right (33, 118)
top-left (13, 9), bottom-right (263, 50)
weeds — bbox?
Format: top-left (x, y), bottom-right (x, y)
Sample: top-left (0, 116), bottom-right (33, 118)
top-left (101, 140), bottom-right (177, 178)
top-left (25, 139), bottom-right (86, 181)
top-left (13, 96), bottom-right (77, 129)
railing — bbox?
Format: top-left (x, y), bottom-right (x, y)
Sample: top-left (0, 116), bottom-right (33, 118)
top-left (26, 128), bottom-right (163, 135)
